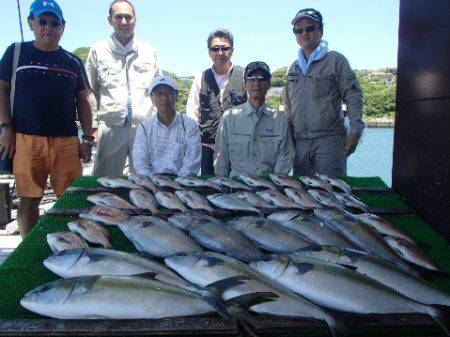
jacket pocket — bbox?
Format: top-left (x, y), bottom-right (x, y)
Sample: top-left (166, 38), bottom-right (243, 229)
top-left (229, 133), bottom-right (251, 163)
top-left (313, 74), bottom-right (336, 98)
top-left (259, 135), bottom-right (282, 165)
top-left (98, 61), bottom-right (122, 89)
top-left (171, 136), bottom-right (186, 165)
top-left (133, 62), bottom-right (155, 89)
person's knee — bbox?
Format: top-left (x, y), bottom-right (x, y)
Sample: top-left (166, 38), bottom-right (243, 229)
top-left (19, 197), bottom-right (42, 209)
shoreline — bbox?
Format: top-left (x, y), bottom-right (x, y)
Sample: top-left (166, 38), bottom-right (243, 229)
top-left (365, 118), bottom-right (395, 128)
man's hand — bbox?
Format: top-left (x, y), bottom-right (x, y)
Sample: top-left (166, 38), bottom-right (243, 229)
top-left (344, 133), bottom-right (360, 157)
top-left (79, 142), bottom-right (92, 163)
top-left (0, 127), bottom-right (15, 160)
top-left (92, 128), bottom-right (98, 147)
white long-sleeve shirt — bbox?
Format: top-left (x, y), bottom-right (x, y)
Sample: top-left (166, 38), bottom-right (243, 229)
top-left (132, 112), bottom-right (201, 176)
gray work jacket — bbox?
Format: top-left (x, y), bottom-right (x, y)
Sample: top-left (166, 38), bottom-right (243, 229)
top-left (214, 101), bottom-right (294, 177)
top-left (284, 51), bottom-right (365, 139)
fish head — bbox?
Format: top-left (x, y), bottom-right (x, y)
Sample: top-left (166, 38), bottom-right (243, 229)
top-left (249, 257), bottom-right (287, 278)
top-left (43, 248), bottom-right (85, 273)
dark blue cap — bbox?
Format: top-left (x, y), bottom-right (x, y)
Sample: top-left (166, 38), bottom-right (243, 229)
top-left (244, 61), bottom-right (271, 79)
top-left (291, 8), bottom-right (322, 26)
top-left (30, 0), bottom-right (63, 20)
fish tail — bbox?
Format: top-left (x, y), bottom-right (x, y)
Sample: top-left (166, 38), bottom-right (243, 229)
top-left (427, 305), bottom-right (450, 336)
top-left (103, 241), bottom-right (113, 249)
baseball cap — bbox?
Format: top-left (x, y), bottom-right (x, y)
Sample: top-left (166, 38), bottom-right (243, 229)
top-left (30, 0), bottom-right (64, 20)
top-left (244, 61), bottom-right (271, 79)
top-left (291, 8), bottom-right (322, 25)
top-left (148, 76), bottom-right (179, 94)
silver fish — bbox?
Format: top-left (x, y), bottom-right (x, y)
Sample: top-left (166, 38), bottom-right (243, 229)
top-left (149, 174), bottom-right (183, 190)
top-left (250, 256), bottom-right (450, 335)
top-left (87, 192), bottom-right (135, 210)
top-left (256, 190), bottom-right (306, 210)
top-left (333, 192), bottom-right (369, 212)
top-left (169, 213), bottom-right (264, 261)
top-left (231, 191), bottom-right (277, 209)
top-left (206, 193), bottom-right (260, 213)
top-left (238, 174), bottom-right (277, 191)
top-left (356, 213), bottom-right (416, 243)
top-left (174, 176), bottom-right (222, 191)
top-left (129, 189), bottom-right (160, 215)
top-left (155, 191), bottom-right (188, 212)
top-left (267, 211), bottom-right (302, 223)
top-left (299, 176), bottom-right (334, 193)
top-left (128, 173), bottom-right (157, 192)
top-left (46, 232), bottom-right (89, 254)
top-left (308, 189), bottom-right (344, 209)
top-left (288, 246), bottom-right (450, 307)
top-left (384, 236), bottom-right (440, 271)
top-left (174, 190), bottom-right (216, 215)
top-left (269, 173), bottom-right (303, 189)
top-left (79, 206), bottom-right (130, 226)
top-left (318, 175), bottom-right (353, 194)
top-left (284, 188), bottom-right (323, 209)
top-left (97, 176), bottom-right (140, 189)
top-left (227, 216), bottom-right (312, 253)
top-left (207, 176), bottom-right (252, 191)
top-left (165, 252), bottom-right (346, 337)
top-left (118, 216), bottom-right (203, 257)
top-left (67, 219), bottom-right (112, 249)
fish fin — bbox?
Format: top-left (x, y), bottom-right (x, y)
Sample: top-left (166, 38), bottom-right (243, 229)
top-left (206, 275), bottom-right (249, 293)
top-left (224, 292), bottom-right (278, 309)
top-left (103, 241), bottom-right (113, 249)
top-left (427, 305), bottom-right (450, 336)
top-left (203, 256), bottom-right (225, 267)
top-left (293, 262), bottom-right (315, 275)
top-left (134, 272), bottom-right (158, 279)
top-left (324, 314), bottom-right (348, 337)
top-left (298, 244), bottom-right (323, 252)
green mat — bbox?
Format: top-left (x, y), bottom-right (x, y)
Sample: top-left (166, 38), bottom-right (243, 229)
top-left (0, 176), bottom-right (449, 331)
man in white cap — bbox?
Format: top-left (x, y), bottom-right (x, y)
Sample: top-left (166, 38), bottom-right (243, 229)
top-left (132, 76), bottom-right (201, 176)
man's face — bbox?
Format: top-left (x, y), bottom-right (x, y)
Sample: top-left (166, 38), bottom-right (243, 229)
top-left (245, 70), bottom-right (270, 100)
top-left (294, 18), bottom-right (323, 51)
top-left (108, 2), bottom-right (136, 41)
top-left (28, 13), bottom-right (64, 46)
top-left (150, 85), bottom-right (178, 113)
top-left (208, 37), bottom-right (233, 67)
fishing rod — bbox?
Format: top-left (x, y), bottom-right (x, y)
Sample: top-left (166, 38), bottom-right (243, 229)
top-left (16, 0), bottom-right (24, 42)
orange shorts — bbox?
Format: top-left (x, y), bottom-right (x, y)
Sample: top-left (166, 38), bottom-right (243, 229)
top-left (13, 133), bottom-right (82, 197)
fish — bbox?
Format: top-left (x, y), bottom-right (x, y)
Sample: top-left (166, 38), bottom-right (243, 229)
top-left (318, 175), bottom-right (353, 194)
top-left (231, 191), bottom-right (277, 209)
top-left (148, 174), bottom-right (183, 190)
top-left (356, 213), bottom-right (416, 243)
top-left (269, 174), bottom-right (303, 189)
top-left (268, 213), bottom-right (356, 248)
top-left (288, 246), bottom-right (450, 307)
top-left (206, 193), bottom-right (260, 214)
top-left (174, 190), bottom-right (216, 215)
top-left (174, 176), bottom-right (222, 191)
top-left (97, 176), bottom-right (140, 189)
top-left (266, 211), bottom-right (302, 223)
top-left (207, 176), bottom-right (252, 191)
top-left (299, 176), bottom-right (334, 193)
top-left (86, 192), bottom-right (135, 210)
top-left (227, 216), bottom-right (312, 253)
top-left (333, 192), bottom-right (369, 212)
top-left (308, 189), bottom-right (344, 209)
top-left (129, 189), bottom-right (160, 215)
top-left (46, 231), bottom-right (89, 254)
top-left (238, 174), bottom-right (277, 191)
top-left (128, 173), bottom-right (157, 192)
top-left (79, 206), bottom-right (130, 226)
top-left (314, 208), bottom-right (411, 271)
top-left (165, 252), bottom-right (346, 337)
top-left (284, 188), bottom-right (323, 209)
top-left (251, 256), bottom-right (450, 336)
top-left (67, 219), bottom-right (112, 249)
top-left (155, 191), bottom-right (188, 212)
top-left (256, 190), bottom-right (306, 210)
top-left (168, 213), bottom-right (264, 261)
top-left (384, 236), bottom-right (441, 271)
top-left (118, 216), bottom-right (203, 257)
top-left (20, 275), bottom-right (234, 320)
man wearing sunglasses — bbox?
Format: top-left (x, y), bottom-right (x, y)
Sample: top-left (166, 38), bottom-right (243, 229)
top-left (186, 29), bottom-right (247, 175)
top-left (214, 62), bottom-right (294, 177)
top-left (86, 0), bottom-right (161, 176)
top-left (285, 8), bottom-right (365, 177)
top-left (0, 0), bottom-right (93, 236)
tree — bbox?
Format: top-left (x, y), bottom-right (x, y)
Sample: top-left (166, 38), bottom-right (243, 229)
top-left (271, 66), bottom-right (287, 87)
top-left (73, 47), bottom-right (90, 64)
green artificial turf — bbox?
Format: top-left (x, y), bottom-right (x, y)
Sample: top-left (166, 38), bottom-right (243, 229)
top-left (0, 175), bottom-right (448, 337)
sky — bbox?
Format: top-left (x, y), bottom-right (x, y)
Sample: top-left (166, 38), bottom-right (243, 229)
top-left (2, 0), bottom-right (400, 77)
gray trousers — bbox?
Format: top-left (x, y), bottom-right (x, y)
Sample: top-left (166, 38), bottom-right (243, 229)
top-left (293, 134), bottom-right (347, 177)
top-left (93, 122), bottom-right (137, 176)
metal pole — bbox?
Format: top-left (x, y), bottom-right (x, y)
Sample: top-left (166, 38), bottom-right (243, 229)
top-left (16, 0), bottom-right (24, 42)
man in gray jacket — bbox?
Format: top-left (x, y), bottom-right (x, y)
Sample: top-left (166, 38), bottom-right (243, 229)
top-left (285, 8), bottom-right (365, 177)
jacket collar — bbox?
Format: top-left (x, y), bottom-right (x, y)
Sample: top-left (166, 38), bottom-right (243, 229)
top-left (108, 33), bottom-right (139, 55)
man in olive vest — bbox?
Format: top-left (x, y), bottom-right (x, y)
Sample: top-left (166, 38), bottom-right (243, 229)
top-left (186, 29), bottom-right (247, 175)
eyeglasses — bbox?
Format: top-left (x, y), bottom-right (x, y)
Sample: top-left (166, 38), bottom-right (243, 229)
top-left (209, 46), bottom-right (231, 52)
top-left (37, 17), bottom-right (63, 28)
top-left (293, 25), bottom-right (317, 35)
top-left (246, 76), bottom-right (268, 82)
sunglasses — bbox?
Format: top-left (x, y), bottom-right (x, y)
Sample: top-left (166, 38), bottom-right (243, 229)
top-left (37, 17), bottom-right (63, 28)
top-left (293, 25), bottom-right (317, 35)
top-left (209, 46), bottom-right (231, 52)
top-left (246, 76), bottom-right (268, 82)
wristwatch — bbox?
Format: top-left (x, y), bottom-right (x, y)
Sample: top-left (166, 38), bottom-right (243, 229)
top-left (0, 122), bottom-right (13, 128)
top-left (81, 134), bottom-right (95, 146)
